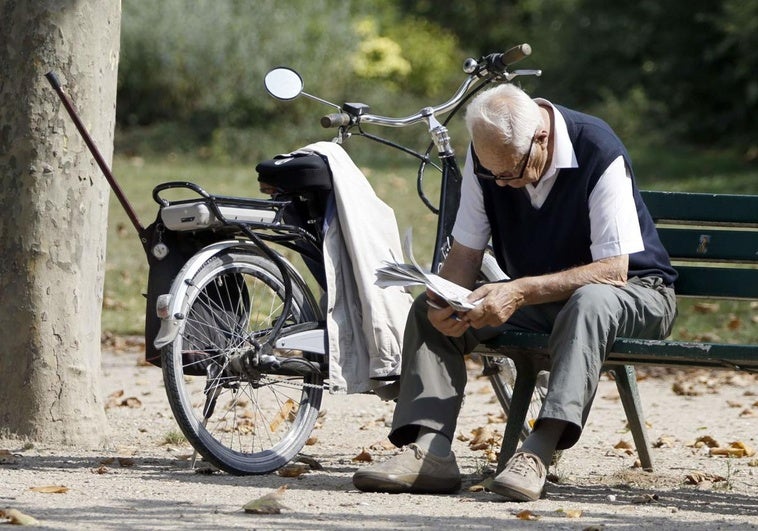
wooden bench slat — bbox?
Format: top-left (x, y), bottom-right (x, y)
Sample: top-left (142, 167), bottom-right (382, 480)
top-left (609, 338), bottom-right (758, 369)
top-left (657, 227), bottom-right (758, 262)
top-left (641, 191), bottom-right (758, 224)
top-left (483, 331), bottom-right (758, 370)
top-left (674, 265), bottom-right (758, 298)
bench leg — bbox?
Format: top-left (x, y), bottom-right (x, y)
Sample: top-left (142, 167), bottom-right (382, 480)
top-left (612, 365), bottom-right (654, 471)
top-left (496, 357), bottom-right (538, 474)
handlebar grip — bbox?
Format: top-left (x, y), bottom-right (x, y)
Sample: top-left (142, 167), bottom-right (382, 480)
top-left (45, 71), bottom-right (62, 90)
top-left (498, 43), bottom-right (532, 67)
top-left (321, 113), bottom-right (352, 128)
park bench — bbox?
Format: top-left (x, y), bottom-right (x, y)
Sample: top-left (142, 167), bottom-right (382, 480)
top-left (477, 190), bottom-right (758, 472)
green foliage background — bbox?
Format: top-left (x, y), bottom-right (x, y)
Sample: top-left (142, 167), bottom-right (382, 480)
top-left (118, 0), bottom-right (758, 160)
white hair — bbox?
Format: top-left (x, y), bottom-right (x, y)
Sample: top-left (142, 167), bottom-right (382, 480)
top-left (465, 84), bottom-right (541, 154)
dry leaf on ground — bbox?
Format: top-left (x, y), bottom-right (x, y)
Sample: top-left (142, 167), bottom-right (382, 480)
top-left (630, 493), bottom-right (660, 504)
top-left (0, 508), bottom-right (40, 526)
top-left (693, 302), bottom-right (719, 314)
top-left (672, 382), bottom-right (701, 396)
top-left (469, 425), bottom-right (500, 451)
top-left (690, 435), bottom-right (720, 448)
top-left (710, 441), bottom-right (756, 458)
top-left (277, 463), bottom-right (310, 478)
top-left (653, 436), bottom-right (676, 448)
top-left (514, 509), bottom-right (540, 520)
top-left (684, 471), bottom-right (726, 485)
top-left (0, 449), bottom-right (18, 465)
top-left (269, 399), bottom-right (296, 432)
top-left (30, 485), bottom-right (69, 494)
top-left (243, 486), bottom-right (288, 514)
top-left (352, 449), bottom-right (373, 462)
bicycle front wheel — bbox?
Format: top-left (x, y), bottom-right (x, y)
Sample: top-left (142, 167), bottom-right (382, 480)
top-left (162, 249), bottom-right (323, 475)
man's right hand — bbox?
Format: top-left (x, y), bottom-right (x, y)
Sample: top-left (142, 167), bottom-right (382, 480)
top-left (426, 292), bottom-right (470, 337)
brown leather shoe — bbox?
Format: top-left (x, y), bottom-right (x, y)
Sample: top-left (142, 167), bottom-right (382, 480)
top-left (352, 443), bottom-right (461, 494)
top-left (488, 451), bottom-right (547, 501)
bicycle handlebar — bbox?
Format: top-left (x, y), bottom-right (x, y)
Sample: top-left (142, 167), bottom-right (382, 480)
top-left (319, 43), bottom-right (534, 129)
top-left (492, 43), bottom-right (532, 68)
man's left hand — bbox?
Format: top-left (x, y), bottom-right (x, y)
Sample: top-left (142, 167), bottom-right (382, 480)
top-left (462, 282), bottom-right (525, 328)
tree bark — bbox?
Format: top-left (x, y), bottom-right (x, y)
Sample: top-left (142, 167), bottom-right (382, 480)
top-left (0, 0), bottom-right (121, 445)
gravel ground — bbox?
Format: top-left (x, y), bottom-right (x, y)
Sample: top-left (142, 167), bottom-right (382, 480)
top-left (1, 345), bottom-right (757, 530)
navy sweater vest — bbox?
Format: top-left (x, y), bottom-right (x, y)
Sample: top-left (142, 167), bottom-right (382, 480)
top-left (479, 105), bottom-right (677, 286)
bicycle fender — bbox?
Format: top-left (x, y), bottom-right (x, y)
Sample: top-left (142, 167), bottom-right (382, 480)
top-left (152, 240), bottom-right (278, 350)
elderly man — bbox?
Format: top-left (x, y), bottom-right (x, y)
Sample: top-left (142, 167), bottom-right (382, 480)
top-left (352, 83), bottom-right (677, 501)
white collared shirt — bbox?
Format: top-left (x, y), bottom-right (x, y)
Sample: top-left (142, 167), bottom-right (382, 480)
top-left (452, 99), bottom-right (644, 262)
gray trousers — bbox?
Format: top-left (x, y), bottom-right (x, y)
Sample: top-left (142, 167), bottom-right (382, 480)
top-left (389, 276), bottom-right (677, 451)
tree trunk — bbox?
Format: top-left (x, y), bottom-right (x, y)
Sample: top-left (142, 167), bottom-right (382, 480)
top-left (0, 0), bottom-right (121, 445)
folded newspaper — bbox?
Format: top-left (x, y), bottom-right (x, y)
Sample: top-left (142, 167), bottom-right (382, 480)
top-left (375, 229), bottom-right (480, 312)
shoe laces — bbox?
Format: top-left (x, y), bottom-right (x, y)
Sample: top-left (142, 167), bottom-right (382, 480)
top-left (507, 452), bottom-right (542, 478)
top-left (408, 443), bottom-right (426, 460)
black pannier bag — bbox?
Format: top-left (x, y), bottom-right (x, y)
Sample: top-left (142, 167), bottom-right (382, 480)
top-left (143, 217), bottom-right (249, 375)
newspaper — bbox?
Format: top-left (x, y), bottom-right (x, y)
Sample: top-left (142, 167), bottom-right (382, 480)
top-left (375, 229), bottom-right (480, 312)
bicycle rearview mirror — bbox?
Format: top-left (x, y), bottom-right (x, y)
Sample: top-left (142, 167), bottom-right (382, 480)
top-left (264, 68), bottom-right (304, 100)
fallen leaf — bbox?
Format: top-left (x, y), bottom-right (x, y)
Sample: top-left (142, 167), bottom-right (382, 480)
top-left (672, 382), bottom-right (701, 396)
top-left (92, 466), bottom-right (109, 474)
top-left (30, 485), bottom-right (69, 494)
top-left (352, 449), bottom-right (373, 462)
top-left (243, 486), bottom-right (288, 514)
top-left (685, 471), bottom-right (726, 485)
top-left (711, 441), bottom-right (756, 458)
top-left (121, 397), bottom-right (142, 408)
top-left (486, 413), bottom-right (504, 424)
top-left (726, 400), bottom-right (743, 408)
top-left (556, 508), bottom-right (583, 518)
top-left (653, 436), bottom-right (676, 448)
top-left (0, 449), bottom-right (18, 465)
top-left (0, 508), bottom-right (40, 526)
top-left (469, 425), bottom-right (500, 450)
top-left (691, 435), bottom-right (720, 448)
top-left (105, 389), bottom-right (125, 409)
top-left (630, 493), bottom-right (659, 504)
top-left (305, 435), bottom-right (318, 445)
top-left (277, 463), bottom-right (310, 478)
top-left (693, 302), bottom-right (719, 314)
top-left (514, 509), bottom-right (540, 520)
top-left (726, 316), bottom-right (741, 330)
top-left (269, 399), bottom-right (296, 432)
top-left (613, 440), bottom-right (634, 455)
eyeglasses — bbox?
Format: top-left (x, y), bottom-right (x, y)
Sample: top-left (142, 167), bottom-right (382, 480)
top-left (472, 135), bottom-right (535, 182)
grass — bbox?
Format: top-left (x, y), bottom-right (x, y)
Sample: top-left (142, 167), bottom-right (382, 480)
top-left (104, 143), bottom-right (757, 345)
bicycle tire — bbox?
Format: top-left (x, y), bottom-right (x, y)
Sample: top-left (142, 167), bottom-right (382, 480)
top-left (478, 252), bottom-right (546, 442)
top-left (162, 249), bottom-right (323, 475)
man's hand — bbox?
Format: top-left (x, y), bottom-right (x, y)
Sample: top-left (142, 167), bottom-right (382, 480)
top-left (462, 282), bottom-right (525, 328)
top-left (426, 292), bottom-right (470, 337)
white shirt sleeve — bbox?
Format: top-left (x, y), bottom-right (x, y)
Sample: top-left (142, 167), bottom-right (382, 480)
top-left (451, 145), bottom-right (491, 250)
top-left (588, 156), bottom-right (644, 260)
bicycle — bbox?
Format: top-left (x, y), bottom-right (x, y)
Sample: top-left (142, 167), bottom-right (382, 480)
top-left (47, 43), bottom-right (547, 476)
